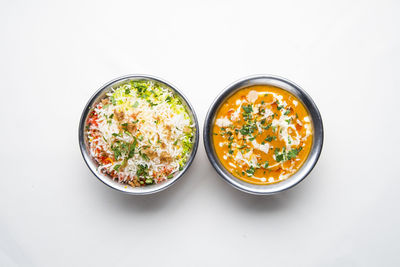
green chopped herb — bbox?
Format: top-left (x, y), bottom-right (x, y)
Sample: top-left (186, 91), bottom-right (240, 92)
top-left (139, 151), bottom-right (150, 161)
top-left (110, 96), bottom-right (116, 105)
top-left (128, 138), bottom-right (137, 159)
top-left (132, 101), bottom-right (139, 108)
top-left (113, 164), bottom-right (121, 171)
top-left (146, 99), bottom-right (157, 107)
top-left (246, 166), bottom-right (255, 176)
top-left (287, 147), bottom-right (303, 160)
top-left (276, 154), bottom-right (284, 162)
top-left (136, 164), bottom-right (148, 177)
top-left (262, 123), bottom-right (272, 130)
top-left (242, 104), bottom-right (253, 114)
top-left (265, 135), bottom-right (275, 142)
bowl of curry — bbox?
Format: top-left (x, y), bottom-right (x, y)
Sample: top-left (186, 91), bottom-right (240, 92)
top-left (203, 75), bottom-right (323, 195)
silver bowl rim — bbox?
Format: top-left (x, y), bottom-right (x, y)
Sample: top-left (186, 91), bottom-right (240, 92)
top-left (203, 74), bottom-right (324, 195)
top-left (78, 74), bottom-right (200, 195)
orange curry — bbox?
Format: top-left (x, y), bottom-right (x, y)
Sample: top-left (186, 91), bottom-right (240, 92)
top-left (212, 85), bottom-right (313, 185)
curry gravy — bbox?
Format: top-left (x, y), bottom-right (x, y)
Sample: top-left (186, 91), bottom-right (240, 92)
top-left (212, 85), bottom-right (313, 185)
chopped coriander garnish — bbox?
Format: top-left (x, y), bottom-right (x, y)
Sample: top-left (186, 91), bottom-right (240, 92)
top-left (276, 154), bottom-right (284, 162)
top-left (246, 166), bottom-right (255, 176)
top-left (139, 151), bottom-right (150, 161)
top-left (287, 147), bottom-right (303, 160)
top-left (265, 135), bottom-right (276, 142)
top-left (110, 96), bottom-right (117, 105)
top-left (242, 104), bottom-right (253, 114)
top-left (113, 164), bottom-right (121, 171)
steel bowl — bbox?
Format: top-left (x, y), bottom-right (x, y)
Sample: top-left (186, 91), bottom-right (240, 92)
top-left (79, 74), bottom-right (199, 195)
top-left (203, 75), bottom-right (323, 195)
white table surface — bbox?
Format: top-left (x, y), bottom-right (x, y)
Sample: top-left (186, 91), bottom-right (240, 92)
top-left (1, 0), bottom-right (399, 266)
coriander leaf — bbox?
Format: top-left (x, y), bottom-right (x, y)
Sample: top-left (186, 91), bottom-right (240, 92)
top-left (246, 166), bottom-right (255, 176)
top-left (113, 164), bottom-right (121, 171)
top-left (242, 104), bottom-right (253, 113)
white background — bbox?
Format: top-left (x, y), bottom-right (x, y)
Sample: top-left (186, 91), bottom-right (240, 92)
top-left (1, 0), bottom-right (399, 266)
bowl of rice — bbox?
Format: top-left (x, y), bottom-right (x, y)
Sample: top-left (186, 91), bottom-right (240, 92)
top-left (79, 75), bottom-right (199, 195)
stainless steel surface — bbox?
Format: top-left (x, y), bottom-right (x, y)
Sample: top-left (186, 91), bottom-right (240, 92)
top-left (203, 75), bottom-right (324, 195)
top-left (79, 75), bottom-right (199, 195)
